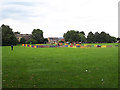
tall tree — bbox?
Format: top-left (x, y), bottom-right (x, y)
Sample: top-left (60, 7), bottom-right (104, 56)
top-left (63, 30), bottom-right (79, 42)
top-left (78, 33), bottom-right (86, 43)
top-left (87, 31), bottom-right (95, 43)
top-left (32, 29), bottom-right (44, 43)
top-left (99, 31), bottom-right (112, 43)
top-left (110, 36), bottom-right (117, 43)
top-left (1, 24), bottom-right (18, 46)
top-left (64, 30), bottom-right (86, 43)
top-left (80, 31), bottom-right (85, 35)
top-left (94, 32), bottom-right (100, 43)
top-left (95, 31), bottom-right (117, 43)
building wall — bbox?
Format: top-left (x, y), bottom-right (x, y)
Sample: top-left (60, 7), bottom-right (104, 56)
top-left (15, 34), bottom-right (32, 42)
top-left (48, 37), bottom-right (59, 44)
top-left (17, 37), bottom-right (22, 42)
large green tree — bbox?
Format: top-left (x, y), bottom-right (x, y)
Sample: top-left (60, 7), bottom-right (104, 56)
top-left (1, 24), bottom-right (18, 46)
top-left (87, 31), bottom-right (117, 43)
top-left (32, 29), bottom-right (44, 43)
top-left (63, 30), bottom-right (86, 43)
top-left (87, 31), bottom-right (95, 43)
top-left (94, 32), bottom-right (100, 43)
top-left (76, 31), bottom-right (86, 42)
top-left (99, 31), bottom-right (114, 43)
top-left (110, 36), bottom-right (117, 43)
top-left (99, 31), bottom-right (107, 43)
top-left (80, 31), bottom-right (85, 35)
top-left (78, 33), bottom-right (86, 43)
top-left (63, 30), bottom-right (79, 42)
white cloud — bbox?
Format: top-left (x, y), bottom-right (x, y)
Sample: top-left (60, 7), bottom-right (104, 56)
top-left (0, 0), bottom-right (119, 38)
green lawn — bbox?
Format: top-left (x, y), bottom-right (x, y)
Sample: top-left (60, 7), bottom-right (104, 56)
top-left (2, 45), bottom-right (118, 88)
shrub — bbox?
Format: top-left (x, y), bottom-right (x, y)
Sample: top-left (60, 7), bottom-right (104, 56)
top-left (27, 39), bottom-right (38, 44)
top-left (20, 38), bottom-right (26, 44)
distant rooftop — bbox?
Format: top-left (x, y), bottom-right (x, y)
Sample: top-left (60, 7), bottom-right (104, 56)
top-left (48, 37), bottom-right (58, 39)
top-left (58, 37), bottom-right (64, 39)
top-left (15, 34), bottom-right (32, 37)
top-left (48, 37), bottom-right (64, 39)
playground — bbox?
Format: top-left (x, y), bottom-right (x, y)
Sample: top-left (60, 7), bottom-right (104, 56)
top-left (22, 43), bottom-right (118, 48)
top-left (2, 43), bottom-right (118, 88)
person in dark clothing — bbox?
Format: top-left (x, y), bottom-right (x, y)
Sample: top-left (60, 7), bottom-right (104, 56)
top-left (11, 45), bottom-right (13, 51)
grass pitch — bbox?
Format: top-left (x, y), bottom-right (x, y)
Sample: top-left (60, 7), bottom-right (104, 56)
top-left (2, 45), bottom-right (118, 88)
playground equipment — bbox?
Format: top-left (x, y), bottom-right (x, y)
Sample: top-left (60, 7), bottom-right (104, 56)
top-left (22, 44), bottom-right (118, 48)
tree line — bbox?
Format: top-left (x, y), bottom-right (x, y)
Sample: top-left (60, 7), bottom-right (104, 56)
top-left (1, 24), bottom-right (118, 46)
top-left (1, 24), bottom-right (45, 46)
top-left (63, 30), bottom-right (117, 43)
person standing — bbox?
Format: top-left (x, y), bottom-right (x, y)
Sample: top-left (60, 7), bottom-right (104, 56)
top-left (11, 45), bottom-right (13, 51)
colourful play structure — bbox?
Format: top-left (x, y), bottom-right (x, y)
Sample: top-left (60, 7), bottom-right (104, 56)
top-left (22, 44), bottom-right (119, 48)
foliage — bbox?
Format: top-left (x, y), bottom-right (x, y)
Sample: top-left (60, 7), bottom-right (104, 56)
top-left (98, 31), bottom-right (117, 43)
top-left (63, 30), bottom-right (86, 43)
top-left (117, 37), bottom-right (120, 43)
top-left (78, 33), bottom-right (86, 43)
top-left (87, 32), bottom-right (95, 43)
top-left (20, 37), bottom-right (26, 44)
top-left (27, 39), bottom-right (38, 44)
top-left (80, 31), bottom-right (85, 35)
top-left (117, 37), bottom-right (120, 40)
top-left (44, 38), bottom-right (48, 44)
top-left (87, 31), bottom-right (117, 43)
top-left (14, 31), bottom-right (20, 34)
top-left (64, 30), bottom-right (117, 43)
top-left (94, 32), bottom-right (100, 43)
top-left (44, 38), bottom-right (48, 42)
top-left (110, 36), bottom-right (117, 43)
top-left (32, 29), bottom-right (44, 43)
top-left (1, 24), bottom-right (18, 46)
top-left (58, 40), bottom-right (64, 43)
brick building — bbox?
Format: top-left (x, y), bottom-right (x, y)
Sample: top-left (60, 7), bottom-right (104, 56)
top-left (15, 34), bottom-right (32, 42)
top-left (48, 37), bottom-right (65, 44)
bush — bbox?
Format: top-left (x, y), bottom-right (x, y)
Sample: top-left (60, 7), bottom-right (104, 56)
top-left (1, 24), bottom-right (19, 46)
top-left (27, 39), bottom-right (38, 44)
top-left (58, 40), bottom-right (64, 43)
top-left (20, 38), bottom-right (26, 44)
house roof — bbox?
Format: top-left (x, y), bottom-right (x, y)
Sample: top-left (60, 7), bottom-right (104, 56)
top-left (15, 34), bottom-right (32, 37)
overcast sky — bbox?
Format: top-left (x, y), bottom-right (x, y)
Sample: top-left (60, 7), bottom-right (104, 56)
top-left (0, 0), bottom-right (119, 38)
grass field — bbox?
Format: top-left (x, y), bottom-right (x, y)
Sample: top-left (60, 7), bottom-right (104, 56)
top-left (2, 44), bottom-right (118, 88)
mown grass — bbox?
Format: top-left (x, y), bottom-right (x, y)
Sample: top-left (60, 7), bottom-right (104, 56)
top-left (2, 45), bottom-right (118, 88)
top-left (82, 43), bottom-right (118, 45)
